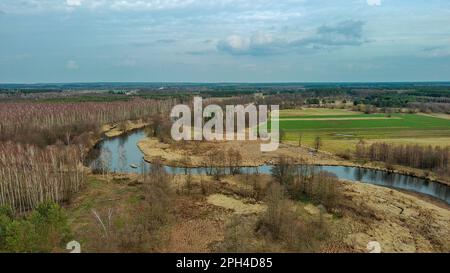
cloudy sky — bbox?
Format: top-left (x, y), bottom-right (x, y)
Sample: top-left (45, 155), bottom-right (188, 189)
top-left (0, 0), bottom-right (449, 83)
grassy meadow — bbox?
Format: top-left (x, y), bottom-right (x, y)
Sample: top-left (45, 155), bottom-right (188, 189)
top-left (271, 108), bottom-right (450, 154)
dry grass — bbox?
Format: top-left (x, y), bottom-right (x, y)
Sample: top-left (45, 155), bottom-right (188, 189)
top-left (418, 113), bottom-right (450, 120)
top-left (67, 174), bottom-right (173, 252)
top-left (164, 219), bottom-right (224, 253)
top-left (365, 137), bottom-right (450, 147)
top-left (206, 194), bottom-right (266, 215)
top-left (162, 195), bottom-right (227, 253)
top-left (286, 135), bottom-right (450, 156)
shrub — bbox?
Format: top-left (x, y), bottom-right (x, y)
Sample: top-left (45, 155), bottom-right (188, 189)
top-left (222, 215), bottom-right (254, 253)
top-left (255, 182), bottom-right (330, 252)
top-left (271, 157), bottom-right (296, 185)
top-left (88, 160), bottom-right (174, 252)
top-left (0, 202), bottom-right (72, 253)
top-left (258, 183), bottom-right (289, 240)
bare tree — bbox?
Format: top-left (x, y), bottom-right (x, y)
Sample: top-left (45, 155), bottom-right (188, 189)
top-left (271, 156), bottom-right (296, 186)
top-left (314, 136), bottom-right (322, 152)
top-left (298, 132), bottom-right (303, 147)
top-left (227, 148), bottom-right (242, 175)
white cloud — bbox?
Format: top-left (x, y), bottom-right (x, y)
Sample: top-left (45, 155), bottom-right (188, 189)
top-left (217, 33), bottom-right (281, 55)
top-left (221, 35), bottom-right (251, 51)
top-left (0, 0), bottom-right (298, 13)
top-left (218, 20), bottom-right (367, 56)
top-left (66, 60), bottom-right (79, 70)
top-left (367, 0), bottom-right (381, 6)
top-left (422, 47), bottom-right (450, 58)
top-left (66, 0), bottom-right (82, 7)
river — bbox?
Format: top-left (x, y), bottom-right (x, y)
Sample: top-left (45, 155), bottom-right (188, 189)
top-left (86, 129), bottom-right (450, 204)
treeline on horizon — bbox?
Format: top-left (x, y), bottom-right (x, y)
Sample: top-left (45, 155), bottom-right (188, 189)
top-left (1, 83), bottom-right (449, 112)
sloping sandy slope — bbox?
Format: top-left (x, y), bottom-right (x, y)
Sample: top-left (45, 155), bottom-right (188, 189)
top-left (340, 181), bottom-right (450, 253)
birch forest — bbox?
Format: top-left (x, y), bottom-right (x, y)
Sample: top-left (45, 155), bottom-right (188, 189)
top-left (0, 99), bottom-right (176, 213)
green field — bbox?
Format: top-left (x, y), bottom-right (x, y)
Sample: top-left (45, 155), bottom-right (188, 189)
top-left (269, 109), bottom-right (450, 154)
top-left (279, 108), bottom-right (359, 116)
top-left (278, 114), bottom-right (450, 131)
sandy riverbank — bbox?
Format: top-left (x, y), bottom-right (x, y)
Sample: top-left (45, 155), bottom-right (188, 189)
top-left (101, 119), bottom-right (149, 138)
top-left (85, 119), bottom-right (149, 152)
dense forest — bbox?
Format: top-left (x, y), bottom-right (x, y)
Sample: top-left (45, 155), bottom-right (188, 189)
top-left (0, 99), bottom-right (177, 146)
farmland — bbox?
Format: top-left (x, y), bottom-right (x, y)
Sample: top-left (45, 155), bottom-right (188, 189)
top-left (274, 109), bottom-right (450, 154)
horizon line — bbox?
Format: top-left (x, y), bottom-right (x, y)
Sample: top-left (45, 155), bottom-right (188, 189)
top-left (1, 80), bottom-right (450, 86)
